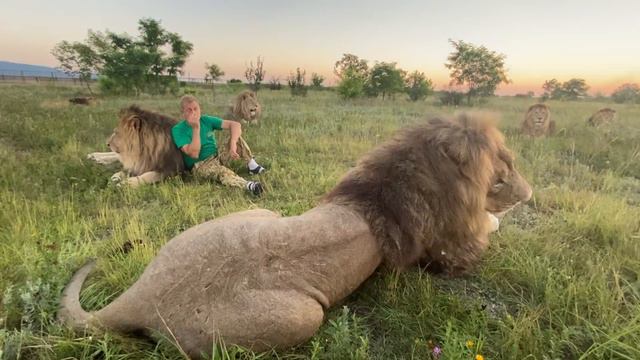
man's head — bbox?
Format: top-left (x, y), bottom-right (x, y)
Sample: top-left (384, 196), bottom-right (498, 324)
top-left (180, 95), bottom-right (201, 126)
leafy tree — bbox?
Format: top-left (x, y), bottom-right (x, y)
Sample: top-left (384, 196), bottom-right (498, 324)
top-left (74, 18), bottom-right (192, 95)
top-left (51, 41), bottom-right (100, 95)
top-left (365, 62), bottom-right (406, 100)
top-left (337, 68), bottom-right (366, 99)
top-left (334, 54), bottom-right (368, 80)
top-left (287, 68), bottom-right (307, 96)
top-left (561, 78), bottom-right (589, 100)
top-left (245, 56), bottom-right (266, 92)
top-left (445, 40), bottom-right (510, 104)
top-left (611, 83), bottom-right (640, 104)
top-left (311, 73), bottom-right (325, 89)
top-left (405, 71), bottom-right (433, 101)
top-left (204, 63), bottom-right (224, 97)
top-left (542, 78), bottom-right (589, 100)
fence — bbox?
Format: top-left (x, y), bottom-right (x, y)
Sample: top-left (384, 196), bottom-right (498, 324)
top-left (0, 69), bottom-right (213, 86)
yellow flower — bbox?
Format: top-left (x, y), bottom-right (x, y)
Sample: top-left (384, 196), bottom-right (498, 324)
top-left (466, 340), bottom-right (475, 348)
top-left (475, 355), bottom-right (484, 360)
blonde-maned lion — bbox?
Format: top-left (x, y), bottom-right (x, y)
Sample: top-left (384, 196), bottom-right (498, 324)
top-left (226, 90), bottom-right (262, 124)
top-left (587, 108), bottom-right (616, 127)
top-left (521, 103), bottom-right (555, 137)
top-left (60, 113), bottom-right (532, 358)
top-left (86, 106), bottom-right (185, 186)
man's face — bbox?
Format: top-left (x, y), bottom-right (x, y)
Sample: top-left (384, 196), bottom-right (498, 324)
top-left (182, 101), bottom-right (201, 125)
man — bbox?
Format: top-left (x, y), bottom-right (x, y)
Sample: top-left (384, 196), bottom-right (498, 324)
top-left (172, 95), bottom-right (266, 196)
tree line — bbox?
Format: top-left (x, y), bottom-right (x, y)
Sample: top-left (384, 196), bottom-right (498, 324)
top-left (52, 18), bottom-right (638, 104)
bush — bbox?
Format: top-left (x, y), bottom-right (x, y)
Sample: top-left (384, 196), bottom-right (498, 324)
top-left (287, 68), bottom-right (307, 96)
top-left (439, 91), bottom-right (464, 106)
top-left (611, 83), bottom-right (640, 104)
top-left (405, 71), bottom-right (433, 101)
top-left (337, 69), bottom-right (366, 99)
top-left (268, 77), bottom-right (282, 90)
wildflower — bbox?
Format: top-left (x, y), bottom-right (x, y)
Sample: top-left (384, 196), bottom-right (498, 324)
top-left (475, 355), bottom-right (484, 360)
top-left (466, 340), bottom-right (475, 348)
top-left (432, 346), bottom-right (442, 358)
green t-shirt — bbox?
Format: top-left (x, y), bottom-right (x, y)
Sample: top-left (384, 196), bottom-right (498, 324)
top-left (172, 115), bottom-right (224, 169)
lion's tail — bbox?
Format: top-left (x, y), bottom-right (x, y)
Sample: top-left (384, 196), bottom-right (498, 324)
top-left (57, 260), bottom-right (96, 329)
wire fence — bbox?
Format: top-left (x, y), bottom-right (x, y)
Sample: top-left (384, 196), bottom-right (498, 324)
top-left (0, 68), bottom-right (213, 85)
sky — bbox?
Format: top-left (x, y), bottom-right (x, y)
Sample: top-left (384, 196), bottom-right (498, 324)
top-left (1, 0), bottom-right (639, 95)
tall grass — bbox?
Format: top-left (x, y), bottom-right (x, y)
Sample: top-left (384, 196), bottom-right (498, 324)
top-left (1, 83), bottom-right (639, 359)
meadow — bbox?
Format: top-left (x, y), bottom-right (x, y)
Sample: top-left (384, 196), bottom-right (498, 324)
top-left (1, 82), bottom-right (639, 359)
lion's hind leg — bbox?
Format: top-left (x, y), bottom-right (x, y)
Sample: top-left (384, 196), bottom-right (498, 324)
top-left (223, 290), bottom-right (324, 352)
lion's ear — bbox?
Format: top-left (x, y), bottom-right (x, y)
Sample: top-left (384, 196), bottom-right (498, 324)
top-left (126, 115), bottom-right (142, 131)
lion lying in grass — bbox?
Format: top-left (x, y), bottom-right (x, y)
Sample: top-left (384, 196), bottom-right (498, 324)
top-left (587, 108), bottom-right (616, 127)
top-left (60, 113), bottom-right (532, 358)
top-left (87, 106), bottom-right (185, 186)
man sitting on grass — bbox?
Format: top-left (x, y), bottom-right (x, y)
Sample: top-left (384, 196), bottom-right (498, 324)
top-left (172, 95), bottom-right (266, 196)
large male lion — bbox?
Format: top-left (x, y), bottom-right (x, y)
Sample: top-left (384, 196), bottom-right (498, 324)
top-left (87, 106), bottom-right (185, 186)
top-left (226, 90), bottom-right (262, 124)
top-left (521, 103), bottom-right (554, 137)
top-left (60, 113), bottom-right (532, 358)
top-left (587, 108), bottom-right (616, 127)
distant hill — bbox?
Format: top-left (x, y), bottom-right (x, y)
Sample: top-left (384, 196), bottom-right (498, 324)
top-left (0, 61), bottom-right (72, 78)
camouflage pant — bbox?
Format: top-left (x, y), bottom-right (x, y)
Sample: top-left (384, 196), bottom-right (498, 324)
top-left (192, 136), bottom-right (254, 188)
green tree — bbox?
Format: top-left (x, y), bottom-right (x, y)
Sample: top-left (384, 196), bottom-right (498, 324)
top-left (445, 40), bottom-right (510, 104)
top-left (334, 53), bottom-right (368, 80)
top-left (78, 18), bottom-right (192, 95)
top-left (365, 62), bottom-right (406, 100)
top-left (542, 78), bottom-right (589, 100)
top-left (245, 56), bottom-right (266, 92)
top-left (560, 78), bottom-right (589, 100)
top-left (311, 73), bottom-right (325, 89)
top-left (51, 41), bottom-right (100, 95)
top-left (204, 63), bottom-right (224, 97)
top-left (611, 83), bottom-right (640, 104)
top-left (405, 71), bottom-right (433, 101)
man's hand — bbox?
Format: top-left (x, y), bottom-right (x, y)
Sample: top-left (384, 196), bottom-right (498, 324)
top-left (228, 141), bottom-right (240, 159)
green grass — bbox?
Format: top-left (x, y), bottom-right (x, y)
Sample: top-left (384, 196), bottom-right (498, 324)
top-left (1, 83), bottom-right (639, 359)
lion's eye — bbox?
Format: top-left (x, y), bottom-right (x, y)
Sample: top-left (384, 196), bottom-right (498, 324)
top-left (491, 179), bottom-right (505, 192)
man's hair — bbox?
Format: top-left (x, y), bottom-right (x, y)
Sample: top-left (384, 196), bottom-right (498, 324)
top-left (180, 95), bottom-right (199, 110)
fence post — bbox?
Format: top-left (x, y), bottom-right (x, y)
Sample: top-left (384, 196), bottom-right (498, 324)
top-left (21, 70), bottom-right (25, 82)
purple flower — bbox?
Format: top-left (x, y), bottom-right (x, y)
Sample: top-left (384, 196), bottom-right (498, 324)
top-left (432, 346), bottom-right (442, 358)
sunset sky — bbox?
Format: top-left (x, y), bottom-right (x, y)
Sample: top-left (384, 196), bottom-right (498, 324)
top-left (1, 0), bottom-right (638, 95)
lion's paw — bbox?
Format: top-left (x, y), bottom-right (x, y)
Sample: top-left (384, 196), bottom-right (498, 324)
top-left (110, 171), bottom-right (125, 184)
top-left (488, 213), bottom-right (500, 233)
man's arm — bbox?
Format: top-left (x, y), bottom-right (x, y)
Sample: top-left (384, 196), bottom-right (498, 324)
top-left (180, 125), bottom-right (201, 159)
top-left (222, 120), bottom-right (241, 159)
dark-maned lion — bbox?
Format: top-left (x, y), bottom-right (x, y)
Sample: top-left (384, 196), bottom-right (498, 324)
top-left (587, 108), bottom-right (616, 127)
top-left (87, 106), bottom-right (184, 186)
top-left (60, 113), bottom-right (532, 357)
top-left (521, 103), bottom-right (555, 137)
top-left (226, 90), bottom-right (262, 124)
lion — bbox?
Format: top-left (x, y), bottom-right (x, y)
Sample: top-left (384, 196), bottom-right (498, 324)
top-left (226, 90), bottom-right (262, 124)
top-left (521, 103), bottom-right (554, 137)
top-left (59, 113), bottom-right (532, 358)
top-left (86, 105), bottom-right (185, 186)
top-left (587, 108), bottom-right (616, 127)
top-left (69, 96), bottom-right (95, 105)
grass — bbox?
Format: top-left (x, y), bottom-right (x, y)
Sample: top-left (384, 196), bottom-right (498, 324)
top-left (1, 83), bottom-right (639, 359)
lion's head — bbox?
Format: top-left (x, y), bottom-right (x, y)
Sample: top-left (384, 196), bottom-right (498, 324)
top-left (522, 104), bottom-right (554, 137)
top-left (231, 90), bottom-right (262, 123)
top-left (324, 112), bottom-right (532, 275)
top-left (587, 108), bottom-right (616, 127)
top-left (108, 105), bottom-right (185, 177)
